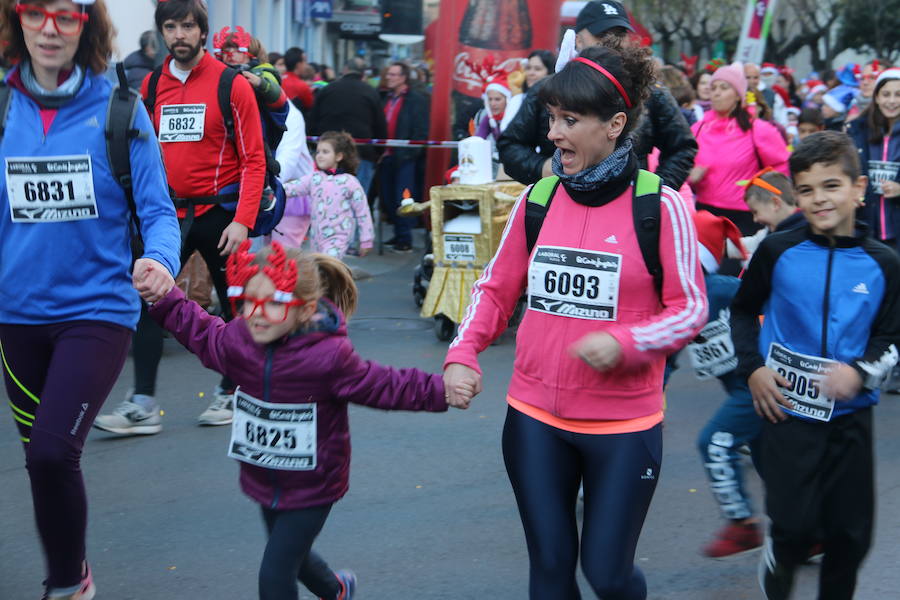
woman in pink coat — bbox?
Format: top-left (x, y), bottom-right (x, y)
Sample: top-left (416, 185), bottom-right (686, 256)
top-left (689, 62), bottom-right (790, 234)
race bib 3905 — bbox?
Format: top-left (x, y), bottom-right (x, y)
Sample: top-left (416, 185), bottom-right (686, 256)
top-left (765, 343), bottom-right (838, 422)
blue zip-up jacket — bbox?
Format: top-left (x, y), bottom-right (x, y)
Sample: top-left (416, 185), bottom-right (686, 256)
top-left (847, 117), bottom-right (900, 242)
top-left (0, 68), bottom-right (181, 329)
top-left (731, 225), bottom-right (900, 420)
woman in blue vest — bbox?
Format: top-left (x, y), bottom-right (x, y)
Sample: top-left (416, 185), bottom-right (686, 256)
top-left (0, 2), bottom-right (180, 598)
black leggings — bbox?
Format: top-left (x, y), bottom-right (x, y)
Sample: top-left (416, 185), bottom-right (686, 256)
top-left (502, 407), bottom-right (662, 600)
top-left (132, 206), bottom-right (235, 395)
top-left (259, 504), bottom-right (341, 600)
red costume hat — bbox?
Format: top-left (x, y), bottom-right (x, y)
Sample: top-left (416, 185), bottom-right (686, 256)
top-left (693, 211), bottom-right (747, 274)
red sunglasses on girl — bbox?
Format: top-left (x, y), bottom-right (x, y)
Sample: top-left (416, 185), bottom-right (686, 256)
top-left (230, 295), bottom-right (306, 324)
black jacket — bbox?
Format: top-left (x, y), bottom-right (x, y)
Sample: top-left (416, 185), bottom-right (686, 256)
top-left (308, 73), bottom-right (388, 163)
top-left (382, 87), bottom-right (430, 163)
top-left (498, 81), bottom-right (697, 189)
top-left (123, 49), bottom-right (155, 90)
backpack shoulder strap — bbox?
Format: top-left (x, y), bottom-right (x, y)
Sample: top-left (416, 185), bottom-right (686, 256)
top-left (0, 80), bottom-right (13, 142)
top-left (524, 175), bottom-right (561, 255)
top-left (143, 64), bottom-right (163, 117)
top-left (632, 169), bottom-right (663, 296)
top-left (218, 67), bottom-right (238, 140)
top-left (108, 62), bottom-right (144, 231)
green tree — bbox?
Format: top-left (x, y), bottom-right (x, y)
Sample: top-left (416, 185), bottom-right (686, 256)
top-left (840, 0), bottom-right (900, 63)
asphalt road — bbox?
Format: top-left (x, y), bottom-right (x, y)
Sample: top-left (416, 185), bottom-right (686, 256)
top-left (2, 248), bottom-right (899, 599)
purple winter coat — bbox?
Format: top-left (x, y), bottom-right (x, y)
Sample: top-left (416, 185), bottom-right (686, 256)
top-left (149, 287), bottom-right (447, 510)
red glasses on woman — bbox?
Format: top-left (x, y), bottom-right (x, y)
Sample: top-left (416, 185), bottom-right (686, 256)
top-left (16, 4), bottom-right (89, 36)
top-left (229, 295), bottom-right (306, 324)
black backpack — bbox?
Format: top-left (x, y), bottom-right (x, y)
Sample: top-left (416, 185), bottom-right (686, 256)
top-left (0, 63), bottom-right (146, 254)
top-left (524, 169), bottom-right (664, 295)
top-left (143, 64), bottom-right (286, 238)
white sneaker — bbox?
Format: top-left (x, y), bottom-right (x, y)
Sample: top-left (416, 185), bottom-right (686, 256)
top-left (93, 398), bottom-right (161, 435)
top-left (197, 392), bottom-right (234, 426)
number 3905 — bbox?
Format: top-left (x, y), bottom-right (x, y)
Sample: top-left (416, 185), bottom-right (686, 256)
top-left (776, 367), bottom-right (821, 399)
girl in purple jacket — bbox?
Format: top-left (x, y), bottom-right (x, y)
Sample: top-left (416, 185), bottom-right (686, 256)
top-left (135, 241), bottom-right (448, 600)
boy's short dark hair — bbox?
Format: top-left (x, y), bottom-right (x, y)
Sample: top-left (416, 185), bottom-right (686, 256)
top-left (155, 0), bottom-right (208, 38)
top-left (789, 131), bottom-right (861, 181)
top-left (745, 171), bottom-right (796, 207)
top-left (284, 47), bottom-right (306, 72)
top-left (798, 108), bottom-right (824, 127)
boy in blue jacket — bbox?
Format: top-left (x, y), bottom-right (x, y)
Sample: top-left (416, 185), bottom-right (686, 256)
top-left (731, 131), bottom-right (900, 599)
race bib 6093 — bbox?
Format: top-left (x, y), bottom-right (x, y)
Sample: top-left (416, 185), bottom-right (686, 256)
top-left (527, 245), bottom-right (621, 321)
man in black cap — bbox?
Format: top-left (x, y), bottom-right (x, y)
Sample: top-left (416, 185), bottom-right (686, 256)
top-left (498, 0), bottom-right (697, 188)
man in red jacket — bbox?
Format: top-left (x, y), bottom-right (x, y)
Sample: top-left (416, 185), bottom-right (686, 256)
top-left (95, 0), bottom-right (266, 435)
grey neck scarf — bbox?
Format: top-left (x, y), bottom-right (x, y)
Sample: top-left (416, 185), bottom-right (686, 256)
top-left (20, 60), bottom-right (85, 108)
top-left (551, 138), bottom-right (634, 192)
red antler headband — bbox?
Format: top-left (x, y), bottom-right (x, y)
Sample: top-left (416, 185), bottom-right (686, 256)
top-left (263, 243), bottom-right (299, 303)
top-left (226, 241), bottom-right (298, 302)
top-left (572, 57), bottom-right (633, 109)
top-left (213, 25), bottom-right (253, 56)
top-left (226, 240), bottom-right (259, 298)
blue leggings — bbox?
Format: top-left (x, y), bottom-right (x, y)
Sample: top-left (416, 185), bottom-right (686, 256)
top-left (696, 374), bottom-right (763, 521)
top-left (502, 406), bottom-right (662, 599)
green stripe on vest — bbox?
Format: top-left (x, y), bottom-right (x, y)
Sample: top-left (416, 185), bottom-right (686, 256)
top-left (635, 169), bottom-right (661, 197)
top-left (527, 176), bottom-right (560, 207)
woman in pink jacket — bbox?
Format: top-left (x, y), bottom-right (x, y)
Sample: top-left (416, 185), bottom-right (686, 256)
top-left (689, 62), bottom-right (790, 234)
top-left (443, 44), bottom-right (707, 600)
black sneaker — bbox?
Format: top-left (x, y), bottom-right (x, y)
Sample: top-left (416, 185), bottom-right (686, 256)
top-left (390, 242), bottom-right (413, 253)
top-left (758, 546), bottom-right (795, 600)
top-left (384, 237), bottom-right (398, 246)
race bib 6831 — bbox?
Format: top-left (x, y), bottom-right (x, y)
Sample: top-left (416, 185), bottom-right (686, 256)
top-left (6, 155), bottom-right (97, 222)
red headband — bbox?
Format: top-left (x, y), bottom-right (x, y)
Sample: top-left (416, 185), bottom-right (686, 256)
top-left (226, 240), bottom-right (298, 302)
top-left (572, 57), bottom-right (633, 109)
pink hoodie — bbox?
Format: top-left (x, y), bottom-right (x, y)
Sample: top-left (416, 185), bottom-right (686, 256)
top-left (690, 112), bottom-right (790, 211)
top-left (444, 180), bottom-right (707, 421)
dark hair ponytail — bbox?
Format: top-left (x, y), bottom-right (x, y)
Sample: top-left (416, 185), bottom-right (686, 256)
top-left (538, 45), bottom-right (656, 140)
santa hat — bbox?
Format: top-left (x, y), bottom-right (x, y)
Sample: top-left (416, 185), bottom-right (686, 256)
top-left (693, 210), bottom-right (747, 274)
top-left (822, 85), bottom-right (857, 114)
top-left (760, 63), bottom-right (779, 77)
top-left (786, 106), bottom-right (801, 117)
top-left (875, 68), bottom-right (900, 90)
top-left (837, 63), bottom-right (861, 87)
top-left (806, 80), bottom-right (827, 98)
top-left (483, 73), bottom-right (513, 103)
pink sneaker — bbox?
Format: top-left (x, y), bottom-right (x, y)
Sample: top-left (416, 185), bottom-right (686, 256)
top-left (42, 564), bottom-right (95, 600)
